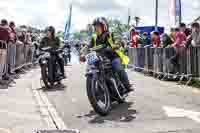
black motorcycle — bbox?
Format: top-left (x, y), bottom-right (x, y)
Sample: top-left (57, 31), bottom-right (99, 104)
top-left (39, 47), bottom-right (65, 89)
top-left (85, 48), bottom-right (129, 116)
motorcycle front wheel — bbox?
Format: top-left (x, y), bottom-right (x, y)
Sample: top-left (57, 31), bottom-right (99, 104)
top-left (41, 63), bottom-right (54, 89)
top-left (86, 76), bottom-right (111, 116)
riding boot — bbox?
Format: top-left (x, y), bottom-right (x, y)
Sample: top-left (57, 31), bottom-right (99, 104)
top-left (118, 70), bottom-right (134, 93)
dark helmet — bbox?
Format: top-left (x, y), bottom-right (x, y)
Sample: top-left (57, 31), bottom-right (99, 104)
top-left (92, 17), bottom-right (108, 32)
top-left (46, 26), bottom-right (55, 34)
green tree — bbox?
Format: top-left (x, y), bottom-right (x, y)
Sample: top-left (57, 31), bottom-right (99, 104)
top-left (72, 31), bottom-right (89, 40)
top-left (108, 18), bottom-right (128, 36)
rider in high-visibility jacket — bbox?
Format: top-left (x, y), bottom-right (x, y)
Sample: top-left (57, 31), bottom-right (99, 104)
top-left (89, 17), bottom-right (134, 93)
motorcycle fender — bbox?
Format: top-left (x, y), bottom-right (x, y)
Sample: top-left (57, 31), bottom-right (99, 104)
top-left (85, 69), bottom-right (99, 77)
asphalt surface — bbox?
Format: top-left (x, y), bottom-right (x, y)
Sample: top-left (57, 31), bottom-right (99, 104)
top-left (33, 51), bottom-right (200, 133)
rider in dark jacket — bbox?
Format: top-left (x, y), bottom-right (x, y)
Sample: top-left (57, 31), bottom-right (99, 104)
top-left (40, 26), bottom-right (65, 78)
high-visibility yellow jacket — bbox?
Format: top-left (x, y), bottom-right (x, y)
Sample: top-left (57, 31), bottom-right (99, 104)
top-left (91, 33), bottom-right (129, 65)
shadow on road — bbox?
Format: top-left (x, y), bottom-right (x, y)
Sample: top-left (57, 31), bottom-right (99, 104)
top-left (39, 84), bottom-right (66, 92)
top-left (77, 102), bottom-right (137, 124)
top-left (0, 68), bottom-right (32, 89)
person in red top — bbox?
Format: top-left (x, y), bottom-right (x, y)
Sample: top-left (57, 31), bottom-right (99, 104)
top-left (0, 19), bottom-right (11, 42)
top-left (151, 31), bottom-right (161, 48)
top-left (169, 28), bottom-right (186, 74)
top-left (172, 28), bottom-right (186, 49)
top-left (130, 27), bottom-right (137, 48)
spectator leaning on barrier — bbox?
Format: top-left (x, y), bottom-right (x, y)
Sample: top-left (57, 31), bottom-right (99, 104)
top-left (169, 28), bottom-right (176, 43)
top-left (0, 19), bottom-right (11, 42)
top-left (25, 32), bottom-right (32, 45)
top-left (168, 27), bottom-right (186, 74)
top-left (172, 27), bottom-right (186, 50)
top-left (151, 31), bottom-right (161, 48)
top-left (9, 21), bottom-right (17, 43)
top-left (160, 33), bottom-right (173, 48)
top-left (180, 23), bottom-right (191, 37)
top-left (142, 32), bottom-right (151, 47)
top-left (189, 22), bottom-right (200, 47)
top-left (18, 30), bottom-right (26, 43)
top-left (130, 27), bottom-right (137, 48)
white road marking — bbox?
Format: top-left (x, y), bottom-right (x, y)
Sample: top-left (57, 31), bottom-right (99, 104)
top-left (32, 89), bottom-right (56, 129)
top-left (39, 90), bottom-right (67, 129)
top-left (163, 106), bottom-right (200, 123)
top-left (31, 73), bottom-right (80, 132)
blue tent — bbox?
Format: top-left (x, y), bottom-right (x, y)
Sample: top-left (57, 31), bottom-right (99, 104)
top-left (135, 26), bottom-right (164, 35)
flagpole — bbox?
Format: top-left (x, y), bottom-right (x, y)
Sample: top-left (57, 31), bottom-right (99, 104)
top-left (179, 0), bottom-right (182, 24)
top-left (64, 3), bottom-right (72, 40)
top-left (155, 0), bottom-right (158, 31)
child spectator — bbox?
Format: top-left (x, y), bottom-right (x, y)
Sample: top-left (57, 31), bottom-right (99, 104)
top-left (151, 31), bottom-right (161, 48)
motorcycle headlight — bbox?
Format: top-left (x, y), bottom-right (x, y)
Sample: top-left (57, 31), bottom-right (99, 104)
top-left (42, 60), bottom-right (47, 64)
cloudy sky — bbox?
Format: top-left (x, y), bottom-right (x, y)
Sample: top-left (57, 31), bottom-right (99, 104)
top-left (0, 0), bottom-right (199, 32)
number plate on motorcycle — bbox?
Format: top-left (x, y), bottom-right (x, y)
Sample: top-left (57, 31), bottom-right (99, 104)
top-left (86, 52), bottom-right (98, 65)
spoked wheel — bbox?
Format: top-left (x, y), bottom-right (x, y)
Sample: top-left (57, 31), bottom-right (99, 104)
top-left (86, 76), bottom-right (111, 116)
top-left (41, 63), bottom-right (54, 89)
top-left (109, 77), bottom-right (126, 104)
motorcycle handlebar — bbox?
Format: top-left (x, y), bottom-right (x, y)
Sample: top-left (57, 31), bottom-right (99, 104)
top-left (40, 47), bottom-right (63, 53)
top-left (90, 45), bottom-right (112, 52)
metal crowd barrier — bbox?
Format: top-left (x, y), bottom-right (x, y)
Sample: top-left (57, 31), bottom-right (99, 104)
top-left (0, 40), bottom-right (34, 80)
top-left (128, 47), bottom-right (200, 82)
top-left (0, 40), bottom-right (7, 80)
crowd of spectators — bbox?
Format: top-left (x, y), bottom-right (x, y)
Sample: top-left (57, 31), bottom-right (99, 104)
top-left (129, 22), bottom-right (200, 50)
top-left (0, 19), bottom-right (40, 45)
top-left (129, 22), bottom-right (200, 74)
top-left (0, 19), bottom-right (41, 80)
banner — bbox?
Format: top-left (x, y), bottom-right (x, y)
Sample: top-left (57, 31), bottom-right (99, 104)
top-left (169, 0), bottom-right (182, 27)
top-left (64, 4), bottom-right (72, 40)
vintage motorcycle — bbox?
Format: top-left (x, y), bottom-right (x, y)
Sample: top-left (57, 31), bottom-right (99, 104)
top-left (85, 48), bottom-right (129, 116)
top-left (39, 47), bottom-right (65, 89)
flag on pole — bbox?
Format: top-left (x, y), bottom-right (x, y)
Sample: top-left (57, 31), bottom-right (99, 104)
top-left (64, 4), bottom-right (72, 40)
top-left (169, 0), bottom-right (182, 28)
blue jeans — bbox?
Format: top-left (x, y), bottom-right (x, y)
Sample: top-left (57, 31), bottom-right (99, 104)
top-left (112, 58), bottom-right (130, 88)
